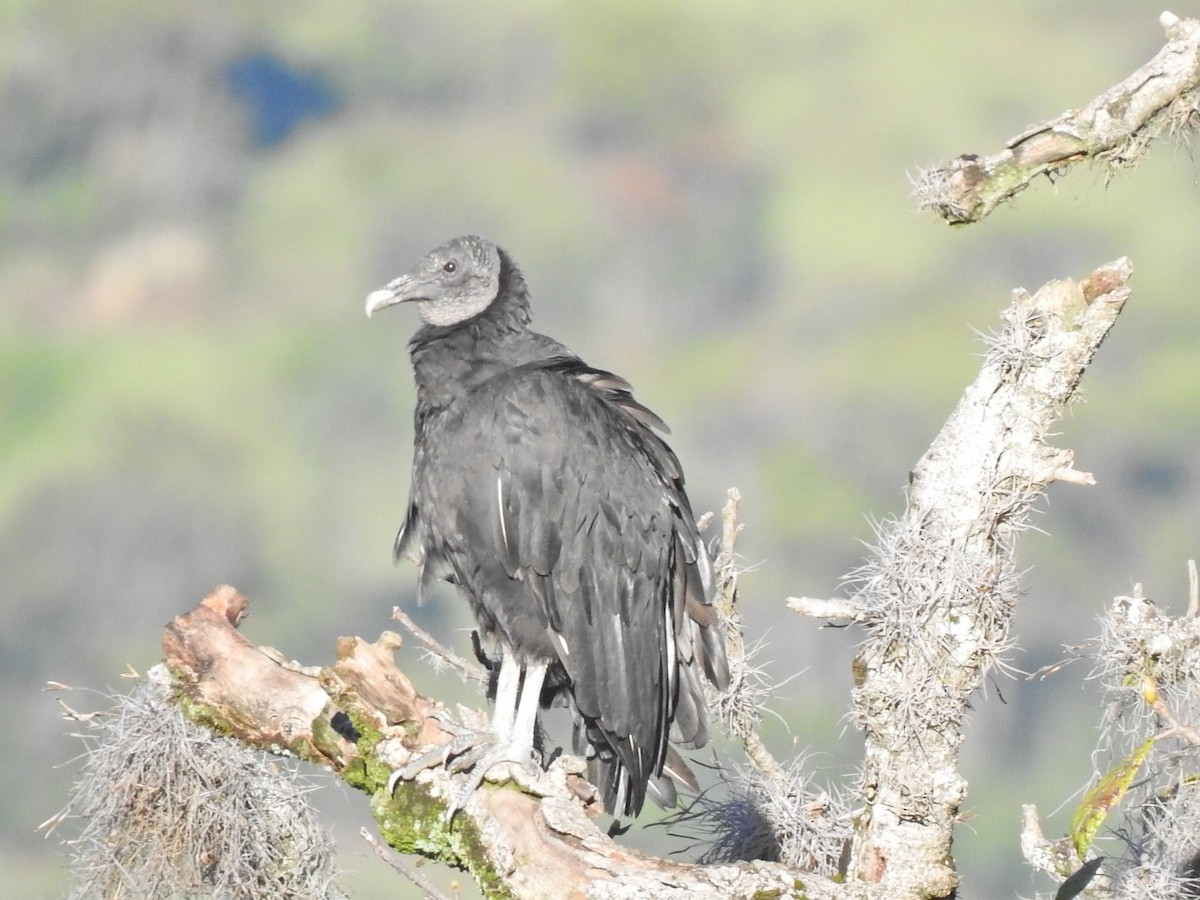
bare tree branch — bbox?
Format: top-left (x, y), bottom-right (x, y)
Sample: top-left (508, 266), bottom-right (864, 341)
top-left (915, 11), bottom-right (1200, 225)
top-left (711, 489), bottom-right (787, 784)
top-left (840, 259), bottom-right (1131, 895)
top-left (391, 604), bottom-right (487, 685)
top-left (360, 827), bottom-right (456, 900)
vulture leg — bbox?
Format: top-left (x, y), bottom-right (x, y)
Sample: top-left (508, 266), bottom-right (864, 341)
top-left (388, 646), bottom-right (553, 820)
top-left (445, 657), bottom-right (549, 817)
top-left (509, 659), bottom-right (546, 755)
top-left (388, 648), bottom-right (521, 789)
top-left (490, 644), bottom-right (522, 743)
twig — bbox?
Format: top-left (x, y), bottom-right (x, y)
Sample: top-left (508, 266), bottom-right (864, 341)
top-left (1149, 696), bottom-right (1200, 748)
top-left (712, 488), bottom-right (743, 622)
top-left (360, 828), bottom-right (456, 900)
top-left (392, 606), bottom-right (486, 684)
top-left (711, 490), bottom-right (788, 786)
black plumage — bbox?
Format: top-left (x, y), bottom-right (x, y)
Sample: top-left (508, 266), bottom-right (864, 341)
top-left (366, 235), bottom-right (729, 817)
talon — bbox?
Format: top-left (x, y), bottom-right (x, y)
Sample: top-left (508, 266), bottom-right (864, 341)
top-left (386, 768), bottom-right (404, 794)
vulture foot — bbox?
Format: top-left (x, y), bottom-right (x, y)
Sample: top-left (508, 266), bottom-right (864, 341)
top-left (387, 713), bottom-right (545, 821)
top-left (445, 741), bottom-right (549, 818)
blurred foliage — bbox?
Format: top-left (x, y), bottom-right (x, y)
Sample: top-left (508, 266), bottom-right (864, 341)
top-left (2, 1), bottom-right (1199, 897)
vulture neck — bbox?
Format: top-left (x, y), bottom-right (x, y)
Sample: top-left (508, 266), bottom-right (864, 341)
top-left (408, 250), bottom-right (536, 412)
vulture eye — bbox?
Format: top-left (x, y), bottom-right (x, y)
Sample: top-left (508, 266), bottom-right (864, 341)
top-left (443, 260), bottom-right (457, 273)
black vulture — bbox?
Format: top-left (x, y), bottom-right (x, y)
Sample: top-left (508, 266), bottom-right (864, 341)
top-left (366, 235), bottom-right (729, 817)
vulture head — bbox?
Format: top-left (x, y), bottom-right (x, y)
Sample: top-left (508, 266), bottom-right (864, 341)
top-left (366, 235), bottom-right (501, 327)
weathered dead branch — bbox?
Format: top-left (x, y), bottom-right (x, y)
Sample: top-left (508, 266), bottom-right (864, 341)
top-left (789, 259), bottom-right (1131, 896)
top-left (915, 11), bottom-right (1200, 224)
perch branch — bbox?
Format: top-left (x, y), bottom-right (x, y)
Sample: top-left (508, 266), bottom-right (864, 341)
top-left (162, 586), bottom-right (857, 899)
top-left (916, 11), bottom-right (1200, 224)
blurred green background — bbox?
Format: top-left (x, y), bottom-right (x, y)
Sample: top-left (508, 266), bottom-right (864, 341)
top-left (3, 1), bottom-right (1199, 896)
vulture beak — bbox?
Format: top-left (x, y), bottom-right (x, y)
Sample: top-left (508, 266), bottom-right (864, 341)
top-left (364, 287), bottom-right (400, 317)
top-left (365, 273), bottom-right (426, 317)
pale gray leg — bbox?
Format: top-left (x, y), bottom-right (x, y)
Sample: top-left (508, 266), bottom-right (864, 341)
top-left (508, 660), bottom-right (547, 759)
top-left (388, 646), bottom-right (552, 820)
top-left (445, 658), bottom-right (550, 817)
top-left (491, 644), bottom-right (521, 742)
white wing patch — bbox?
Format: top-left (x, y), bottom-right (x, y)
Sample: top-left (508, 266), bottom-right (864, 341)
top-left (496, 475), bottom-right (510, 555)
top-left (665, 601), bottom-right (677, 697)
top-left (609, 612), bottom-right (625, 671)
top-left (551, 629), bottom-right (571, 659)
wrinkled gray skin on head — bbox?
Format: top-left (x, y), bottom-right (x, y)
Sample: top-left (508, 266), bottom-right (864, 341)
top-left (366, 235), bottom-right (501, 327)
